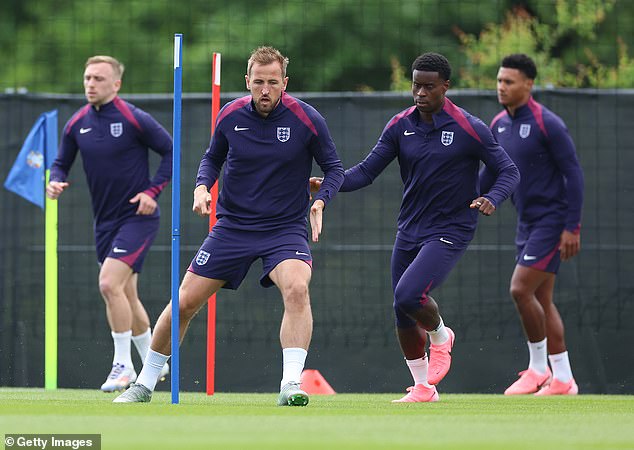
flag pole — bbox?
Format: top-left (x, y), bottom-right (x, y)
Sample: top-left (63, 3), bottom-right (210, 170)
top-left (44, 169), bottom-right (58, 390)
top-left (171, 33), bottom-right (183, 404)
top-left (4, 109), bottom-right (59, 389)
top-left (206, 52), bottom-right (221, 396)
top-left (44, 110), bottom-right (59, 390)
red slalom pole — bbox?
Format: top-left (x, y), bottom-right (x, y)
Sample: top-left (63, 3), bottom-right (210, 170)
top-left (206, 52), bottom-right (221, 395)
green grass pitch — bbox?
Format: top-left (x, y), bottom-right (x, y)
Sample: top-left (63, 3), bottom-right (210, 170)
top-left (1, 388), bottom-right (633, 449)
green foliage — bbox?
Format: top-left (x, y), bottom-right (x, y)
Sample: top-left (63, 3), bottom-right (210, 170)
top-left (454, 7), bottom-right (571, 88)
top-left (553, 0), bottom-right (613, 40)
top-left (389, 0), bottom-right (634, 89)
top-left (584, 38), bottom-right (634, 88)
top-left (2, 0), bottom-right (633, 93)
top-left (0, 0), bottom-right (513, 94)
top-left (452, 0), bottom-right (633, 88)
top-left (390, 56), bottom-right (412, 92)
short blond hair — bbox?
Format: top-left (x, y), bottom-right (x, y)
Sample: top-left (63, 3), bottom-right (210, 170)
top-left (247, 46), bottom-right (289, 78)
top-left (85, 55), bottom-right (125, 80)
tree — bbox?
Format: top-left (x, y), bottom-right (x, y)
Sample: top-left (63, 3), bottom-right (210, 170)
top-left (454, 0), bottom-right (633, 88)
top-left (3, 0), bottom-right (632, 93)
top-left (0, 0), bottom-right (514, 93)
top-left (390, 0), bottom-right (634, 89)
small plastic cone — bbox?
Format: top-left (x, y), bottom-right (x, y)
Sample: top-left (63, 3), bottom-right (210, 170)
top-left (300, 369), bottom-right (336, 395)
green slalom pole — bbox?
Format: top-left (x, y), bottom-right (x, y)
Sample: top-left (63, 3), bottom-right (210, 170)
top-left (44, 169), bottom-right (58, 389)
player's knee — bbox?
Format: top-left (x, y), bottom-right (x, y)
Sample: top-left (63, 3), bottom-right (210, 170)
top-left (394, 285), bottom-right (439, 327)
top-left (177, 295), bottom-right (203, 320)
top-left (282, 280), bottom-right (310, 309)
top-left (98, 277), bottom-right (123, 300)
top-left (287, 279), bottom-right (309, 299)
top-left (393, 305), bottom-right (415, 328)
top-left (393, 283), bottom-right (418, 312)
top-left (177, 281), bottom-right (209, 317)
top-left (509, 284), bottom-right (529, 303)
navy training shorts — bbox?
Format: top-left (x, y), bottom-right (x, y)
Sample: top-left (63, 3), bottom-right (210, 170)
top-left (187, 226), bottom-right (313, 290)
top-left (515, 223), bottom-right (564, 274)
top-left (95, 214), bottom-right (160, 273)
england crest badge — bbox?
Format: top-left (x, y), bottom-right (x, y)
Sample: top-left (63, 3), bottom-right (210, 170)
top-left (26, 150), bottom-right (44, 169)
top-left (277, 127), bottom-right (291, 142)
top-left (110, 122), bottom-right (123, 137)
top-left (195, 250), bottom-right (211, 266)
top-left (519, 124), bottom-right (531, 139)
top-left (441, 131), bottom-right (454, 146)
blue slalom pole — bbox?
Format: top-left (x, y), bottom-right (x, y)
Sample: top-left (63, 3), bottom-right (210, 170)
top-left (171, 33), bottom-right (182, 405)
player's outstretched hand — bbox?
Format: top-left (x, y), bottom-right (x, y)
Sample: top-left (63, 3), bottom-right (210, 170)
top-left (310, 199), bottom-right (325, 242)
top-left (130, 192), bottom-right (157, 215)
top-left (559, 229), bottom-right (580, 261)
top-left (192, 185), bottom-right (212, 217)
top-left (46, 181), bottom-right (69, 199)
top-left (469, 196), bottom-right (496, 216)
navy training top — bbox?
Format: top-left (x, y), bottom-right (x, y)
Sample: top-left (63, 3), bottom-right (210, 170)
top-left (341, 98), bottom-right (520, 243)
top-left (196, 92), bottom-right (344, 231)
top-left (486, 97), bottom-right (584, 232)
top-left (51, 96), bottom-right (173, 230)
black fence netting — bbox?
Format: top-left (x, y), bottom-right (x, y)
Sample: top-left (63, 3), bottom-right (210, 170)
top-left (1, 90), bottom-right (632, 393)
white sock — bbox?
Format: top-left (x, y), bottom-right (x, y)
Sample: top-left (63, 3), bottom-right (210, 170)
top-left (280, 347), bottom-right (307, 389)
top-left (549, 351), bottom-right (573, 383)
top-left (527, 338), bottom-right (548, 374)
top-left (137, 349), bottom-right (170, 392)
top-left (405, 354), bottom-right (431, 387)
top-left (111, 330), bottom-right (133, 368)
top-left (427, 317), bottom-right (449, 345)
top-left (131, 328), bottom-right (152, 362)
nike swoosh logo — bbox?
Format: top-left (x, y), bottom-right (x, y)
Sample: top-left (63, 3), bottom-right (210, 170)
top-left (113, 247), bottom-right (128, 254)
top-left (404, 130), bottom-right (415, 136)
top-left (439, 238), bottom-right (454, 245)
top-left (295, 251), bottom-right (309, 256)
top-left (523, 255), bottom-right (537, 261)
top-left (80, 128), bottom-right (92, 134)
top-left (234, 126), bottom-right (249, 132)
top-left (497, 127), bottom-right (506, 133)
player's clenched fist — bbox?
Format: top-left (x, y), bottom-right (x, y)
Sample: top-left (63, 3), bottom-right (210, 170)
top-left (193, 185), bottom-right (212, 217)
top-left (309, 176), bottom-right (323, 194)
top-left (46, 181), bottom-right (69, 199)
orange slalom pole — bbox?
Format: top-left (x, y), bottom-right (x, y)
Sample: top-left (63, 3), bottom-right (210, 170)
top-left (207, 52), bottom-right (221, 395)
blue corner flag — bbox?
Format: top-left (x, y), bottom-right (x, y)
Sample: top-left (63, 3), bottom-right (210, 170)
top-left (4, 110), bottom-right (58, 208)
